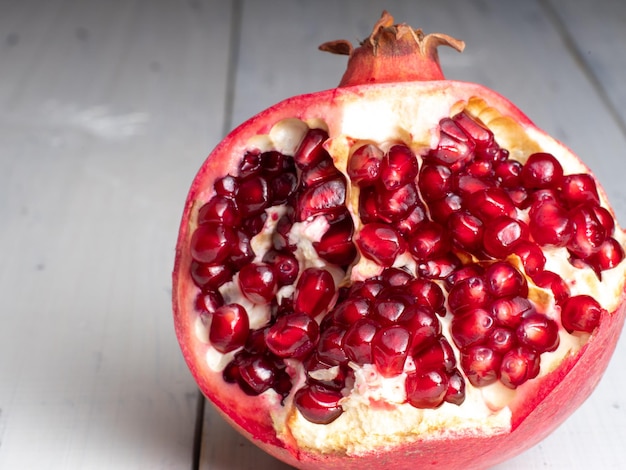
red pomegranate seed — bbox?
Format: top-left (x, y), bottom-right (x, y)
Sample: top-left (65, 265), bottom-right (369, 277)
top-left (382, 267), bottom-right (413, 287)
top-left (444, 263), bottom-right (485, 290)
top-left (445, 369), bottom-right (466, 405)
top-left (400, 305), bottom-right (441, 355)
top-left (266, 312), bottom-right (319, 359)
top-left (209, 304), bottom-right (250, 353)
top-left (482, 216), bottom-right (529, 259)
top-left (567, 205), bottom-right (607, 259)
top-left (460, 345), bottom-right (501, 387)
top-left (495, 159), bottom-right (523, 188)
top-left (484, 261), bottom-right (527, 298)
top-left (405, 278), bottom-right (446, 315)
top-left (197, 196), bottom-right (241, 226)
top-left (380, 144), bottom-right (419, 191)
top-left (190, 261), bottom-right (233, 289)
top-left (237, 354), bottom-right (276, 395)
top-left (294, 384), bottom-right (343, 424)
top-left (331, 297), bottom-right (371, 325)
top-left (347, 144), bottom-right (384, 186)
top-left (396, 201), bottom-right (428, 237)
top-left (195, 289), bottom-right (224, 315)
top-left (450, 307), bottom-right (496, 348)
top-left (487, 327), bottom-right (517, 354)
top-left (293, 128), bottom-right (330, 170)
top-left (531, 270), bottom-right (570, 305)
top-left (300, 155), bottom-right (343, 188)
top-left (466, 160), bottom-right (495, 179)
top-left (447, 276), bottom-right (491, 313)
top-left (453, 173), bottom-right (492, 197)
top-left (448, 211), bottom-right (484, 252)
top-left (427, 192), bottom-right (463, 224)
top-left (229, 229), bottom-right (255, 269)
top-left (237, 263), bottom-right (277, 304)
top-left (592, 205), bottom-right (615, 233)
top-left (294, 268), bottom-right (336, 318)
top-left (260, 150), bottom-right (290, 175)
top-left (358, 186), bottom-right (379, 223)
top-left (214, 174), bottom-right (239, 197)
top-left (561, 173), bottom-right (600, 208)
top-left (507, 187), bottom-right (530, 208)
top-left (317, 325), bottom-right (349, 365)
top-left (271, 172), bottom-right (298, 205)
top-left (349, 278), bottom-right (385, 301)
top-left (408, 221), bottom-right (450, 261)
top-left (413, 337), bottom-right (456, 373)
top-left (237, 175), bottom-right (270, 218)
top-left (405, 369), bottom-right (448, 409)
top-left (304, 354), bottom-right (351, 391)
top-left (520, 152), bottom-right (564, 189)
top-left (313, 211), bottom-right (356, 266)
top-left (516, 314), bottom-right (560, 353)
top-left (376, 182), bottom-right (419, 223)
top-left (560, 295), bottom-right (605, 333)
top-left (417, 253), bottom-right (462, 280)
top-left (190, 222), bottom-right (235, 264)
top-left (357, 223), bottom-right (406, 267)
top-left (512, 240), bottom-right (546, 276)
top-left (297, 177), bottom-right (346, 221)
top-left (263, 250), bottom-right (299, 287)
top-left (418, 164), bottom-right (453, 201)
top-left (453, 112), bottom-right (494, 150)
top-left (528, 200), bottom-right (572, 247)
top-left (491, 296), bottom-right (535, 329)
top-left (373, 294), bottom-right (408, 325)
top-left (343, 318), bottom-right (379, 365)
top-left (428, 117), bottom-right (475, 171)
top-left (239, 151), bottom-right (261, 177)
top-left (465, 187), bottom-right (517, 222)
top-left (500, 347), bottom-right (540, 389)
top-left (591, 237), bottom-right (625, 272)
top-left (243, 327), bottom-right (269, 354)
top-left (372, 325), bottom-right (412, 377)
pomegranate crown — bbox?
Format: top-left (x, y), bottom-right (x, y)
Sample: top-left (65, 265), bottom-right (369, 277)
top-left (320, 10), bottom-right (465, 87)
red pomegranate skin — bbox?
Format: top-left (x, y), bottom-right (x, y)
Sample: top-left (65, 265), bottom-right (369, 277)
top-left (172, 13), bottom-right (626, 470)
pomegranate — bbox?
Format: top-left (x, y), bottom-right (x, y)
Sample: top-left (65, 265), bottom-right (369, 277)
top-left (172, 11), bottom-right (626, 470)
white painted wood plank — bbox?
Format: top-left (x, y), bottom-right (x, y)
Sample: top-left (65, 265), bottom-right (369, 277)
top-left (0, 0), bottom-right (232, 468)
top-left (200, 0), bottom-right (626, 469)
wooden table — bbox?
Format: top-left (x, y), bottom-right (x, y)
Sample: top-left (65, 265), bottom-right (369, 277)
top-left (1, 1), bottom-right (625, 468)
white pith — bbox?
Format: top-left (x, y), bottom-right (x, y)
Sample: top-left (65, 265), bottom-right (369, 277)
top-left (190, 95), bottom-right (626, 456)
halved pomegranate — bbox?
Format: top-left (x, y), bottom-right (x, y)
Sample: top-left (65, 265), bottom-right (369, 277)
top-left (173, 11), bottom-right (626, 470)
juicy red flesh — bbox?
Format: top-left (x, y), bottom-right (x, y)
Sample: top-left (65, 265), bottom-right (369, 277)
top-left (187, 111), bottom-right (622, 424)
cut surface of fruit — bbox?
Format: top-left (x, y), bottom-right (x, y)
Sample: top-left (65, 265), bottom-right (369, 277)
top-left (173, 11), bottom-right (626, 470)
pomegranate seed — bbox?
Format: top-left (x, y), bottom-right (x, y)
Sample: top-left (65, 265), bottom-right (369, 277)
top-left (317, 325), bottom-right (349, 365)
top-left (491, 296), bottom-right (534, 329)
top-left (561, 295), bottom-right (604, 333)
top-left (273, 214), bottom-right (294, 251)
top-left (331, 297), bottom-right (371, 325)
top-left (372, 325), bottom-right (412, 377)
top-left (380, 144), bottom-right (419, 191)
top-left (190, 222), bottom-right (235, 264)
top-left (229, 229), bottom-right (255, 269)
top-left (591, 237), bottom-right (625, 272)
top-left (381, 267), bottom-right (413, 287)
top-left (300, 155), bottom-right (343, 188)
top-left (453, 112), bottom-right (494, 150)
top-left (465, 187), bottom-right (517, 222)
top-left (313, 212), bottom-right (356, 266)
top-left (400, 305), bottom-right (441, 355)
top-left (516, 314), bottom-right (560, 353)
top-left (294, 384), bottom-right (343, 424)
top-left (495, 159), bottom-right (523, 188)
top-left (561, 173), bottom-right (600, 208)
top-left (447, 276), bottom-right (491, 313)
top-left (243, 327), bottom-right (269, 354)
top-left (445, 369), bottom-right (466, 405)
top-left (413, 338), bottom-right (456, 373)
top-left (487, 327), bottom-right (517, 354)
top-left (343, 318), bottom-right (379, 365)
top-left (197, 196), bottom-right (241, 226)
top-left (482, 216), bottom-right (529, 258)
top-left (528, 200), bottom-right (572, 247)
top-left (592, 205), bottom-right (615, 233)
top-left (357, 223), bottom-right (406, 267)
top-left (500, 347), bottom-right (540, 389)
top-left (396, 201), bottom-right (428, 237)
top-left (567, 205), bottom-right (607, 259)
top-left (209, 304), bottom-right (250, 353)
top-left (260, 150), bottom-right (290, 176)
top-left (214, 174), bottom-right (239, 197)
top-left (266, 312), bottom-right (319, 359)
top-left (293, 128), bottom-right (330, 170)
top-left (195, 290), bottom-right (224, 317)
top-left (408, 221), bottom-right (450, 261)
top-left (453, 173), bottom-right (492, 197)
top-left (417, 253), bottom-right (462, 280)
top-left (466, 160), bottom-right (494, 179)
top-left (444, 263), bottom-right (485, 290)
top-left (304, 355), bottom-right (351, 391)
top-left (190, 261), bottom-right (232, 289)
top-left (427, 192), bottom-right (463, 224)
top-left (237, 176), bottom-right (270, 217)
top-left (507, 187), bottom-right (530, 208)
top-left (263, 250), bottom-right (299, 286)
top-left (484, 261), bottom-right (527, 298)
top-left (520, 152), bottom-right (564, 189)
top-left (405, 278), bottom-right (446, 315)
top-left (512, 241), bottom-right (546, 276)
top-left (347, 144), bottom-right (384, 186)
top-left (428, 118), bottom-right (475, 171)
top-left (271, 172), bottom-right (298, 204)
top-left (372, 294), bottom-right (408, 325)
top-left (349, 278), bottom-right (385, 301)
top-left (418, 164), bottom-right (453, 201)
top-left (237, 354), bottom-right (276, 395)
top-left (237, 263), bottom-right (276, 304)
top-left (294, 268), bottom-right (336, 318)
top-left (376, 182), bottom-right (419, 223)
top-left (358, 186), bottom-right (379, 223)
top-left (531, 270), bottom-right (570, 305)
top-left (405, 369), bottom-right (448, 409)
top-left (448, 211), bottom-right (484, 252)
top-left (450, 307), bottom-right (496, 348)
top-left (460, 345), bottom-right (501, 387)
top-left (239, 151), bottom-right (261, 177)
top-left (297, 177), bottom-right (346, 221)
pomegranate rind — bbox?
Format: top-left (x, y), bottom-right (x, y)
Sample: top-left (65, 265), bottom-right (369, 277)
top-left (172, 80), bottom-right (626, 469)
